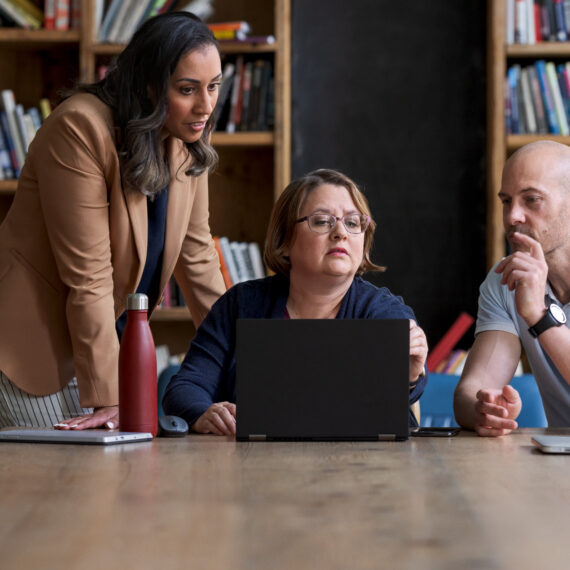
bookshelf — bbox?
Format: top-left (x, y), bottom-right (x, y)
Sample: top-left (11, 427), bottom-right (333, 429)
top-left (0, 0), bottom-right (291, 354)
top-left (487, 0), bottom-right (570, 267)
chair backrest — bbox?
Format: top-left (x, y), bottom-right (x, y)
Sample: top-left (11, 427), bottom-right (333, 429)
top-left (157, 364), bottom-right (181, 417)
top-left (419, 373), bottom-right (547, 428)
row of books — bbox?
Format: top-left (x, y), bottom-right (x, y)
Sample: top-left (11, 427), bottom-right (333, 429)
top-left (505, 60), bottom-right (570, 135)
top-left (95, 0), bottom-right (178, 43)
top-left (213, 236), bottom-right (266, 289)
top-left (215, 57), bottom-right (275, 133)
top-left (433, 349), bottom-right (468, 375)
top-left (0, 0), bottom-right (80, 30)
top-left (207, 19), bottom-right (275, 46)
top-left (0, 89), bottom-right (51, 180)
top-left (507, 0), bottom-right (570, 44)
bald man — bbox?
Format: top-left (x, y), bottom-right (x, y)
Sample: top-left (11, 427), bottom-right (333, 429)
top-left (454, 141), bottom-right (570, 436)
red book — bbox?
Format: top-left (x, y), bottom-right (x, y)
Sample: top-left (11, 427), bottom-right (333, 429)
top-left (426, 312), bottom-right (474, 373)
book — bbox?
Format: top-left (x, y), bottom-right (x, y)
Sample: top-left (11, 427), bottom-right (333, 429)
top-left (426, 312), bottom-right (474, 373)
top-left (0, 121), bottom-right (15, 179)
top-left (44, 0), bottom-right (55, 29)
top-left (553, 0), bottom-right (568, 40)
top-left (70, 0), bottom-right (80, 29)
top-left (208, 21), bottom-right (251, 33)
top-left (535, 60), bottom-right (559, 133)
top-left (218, 236), bottom-right (239, 285)
top-left (238, 61), bottom-right (253, 131)
top-left (527, 64), bottom-right (548, 133)
top-left (248, 242), bottom-right (265, 279)
top-left (515, 0), bottom-right (527, 42)
top-left (39, 98), bottom-right (52, 120)
top-left (0, 110), bottom-right (21, 177)
top-left (214, 61), bottom-right (235, 130)
top-left (256, 60), bottom-right (273, 131)
top-left (226, 55), bottom-right (244, 134)
top-left (117, 0), bottom-right (153, 43)
top-left (238, 242), bottom-right (256, 281)
top-left (545, 61), bottom-right (569, 134)
top-left (98, 0), bottom-right (122, 41)
top-left (12, 0), bottom-right (43, 24)
top-left (0, 0), bottom-right (38, 28)
top-left (228, 241), bottom-right (246, 282)
top-left (213, 236), bottom-right (233, 288)
top-left (0, 90), bottom-right (26, 171)
top-left (54, 0), bottom-right (70, 31)
top-left (92, 0), bottom-right (105, 37)
top-left (520, 67), bottom-right (537, 133)
top-left (106, 0), bottom-right (134, 43)
top-left (507, 65), bottom-right (520, 133)
top-left (506, 0), bottom-right (515, 44)
top-left (526, 0), bottom-right (536, 43)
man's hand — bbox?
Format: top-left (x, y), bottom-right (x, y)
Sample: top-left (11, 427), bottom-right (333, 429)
top-left (494, 232), bottom-right (548, 326)
top-left (53, 406), bottom-right (119, 430)
top-left (473, 385), bottom-right (522, 437)
top-left (409, 320), bottom-right (428, 383)
top-left (193, 402), bottom-right (236, 435)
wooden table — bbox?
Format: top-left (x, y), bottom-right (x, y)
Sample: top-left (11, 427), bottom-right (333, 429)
top-left (1, 428), bottom-right (569, 570)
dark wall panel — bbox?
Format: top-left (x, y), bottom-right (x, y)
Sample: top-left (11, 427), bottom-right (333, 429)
top-left (291, 0), bottom-right (487, 348)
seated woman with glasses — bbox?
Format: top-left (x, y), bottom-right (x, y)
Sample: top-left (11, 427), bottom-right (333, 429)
top-left (163, 169), bottom-right (428, 435)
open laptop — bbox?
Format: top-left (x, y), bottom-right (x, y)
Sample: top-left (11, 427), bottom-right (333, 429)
top-left (236, 319), bottom-right (410, 441)
top-left (0, 428), bottom-right (153, 445)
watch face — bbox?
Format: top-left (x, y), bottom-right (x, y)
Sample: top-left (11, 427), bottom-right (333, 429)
top-left (550, 303), bottom-right (567, 324)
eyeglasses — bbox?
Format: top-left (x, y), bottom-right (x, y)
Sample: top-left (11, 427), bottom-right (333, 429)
top-left (295, 213), bottom-right (370, 234)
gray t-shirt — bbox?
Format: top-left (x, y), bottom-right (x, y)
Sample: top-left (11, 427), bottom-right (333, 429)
top-left (476, 263), bottom-right (570, 427)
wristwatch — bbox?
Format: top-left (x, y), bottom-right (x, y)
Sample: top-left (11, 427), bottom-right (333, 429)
top-left (528, 303), bottom-right (567, 338)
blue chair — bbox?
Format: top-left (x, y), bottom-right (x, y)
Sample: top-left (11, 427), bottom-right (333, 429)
top-left (157, 364), bottom-right (181, 417)
top-left (420, 373), bottom-right (548, 428)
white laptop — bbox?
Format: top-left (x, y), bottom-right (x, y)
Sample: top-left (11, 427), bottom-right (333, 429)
top-left (0, 428), bottom-right (153, 445)
top-left (531, 435), bottom-right (570, 454)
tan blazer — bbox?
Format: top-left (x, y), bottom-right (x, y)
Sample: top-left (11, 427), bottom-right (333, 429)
top-left (0, 94), bottom-right (225, 407)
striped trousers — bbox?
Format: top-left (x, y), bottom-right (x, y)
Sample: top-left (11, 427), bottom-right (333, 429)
top-left (0, 370), bottom-right (92, 428)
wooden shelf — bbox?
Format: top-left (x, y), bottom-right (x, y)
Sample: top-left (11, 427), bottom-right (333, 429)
top-left (0, 180), bottom-right (17, 195)
top-left (0, 29), bottom-right (80, 44)
top-left (212, 131), bottom-right (274, 146)
top-left (89, 41), bottom-right (276, 56)
top-left (151, 307), bottom-right (192, 322)
top-left (507, 42), bottom-right (570, 57)
top-left (507, 134), bottom-right (570, 153)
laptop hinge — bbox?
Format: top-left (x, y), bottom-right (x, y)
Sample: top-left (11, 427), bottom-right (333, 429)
top-left (377, 434), bottom-right (396, 441)
top-left (248, 434), bottom-right (267, 441)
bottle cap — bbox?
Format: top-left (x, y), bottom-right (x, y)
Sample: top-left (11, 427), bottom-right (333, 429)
top-left (126, 293), bottom-right (149, 311)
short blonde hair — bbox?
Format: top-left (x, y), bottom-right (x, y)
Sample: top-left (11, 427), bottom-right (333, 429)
top-left (263, 169), bottom-right (385, 276)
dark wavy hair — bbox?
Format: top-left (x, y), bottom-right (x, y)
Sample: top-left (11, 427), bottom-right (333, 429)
top-left (67, 12), bottom-right (220, 196)
top-left (264, 169), bottom-right (386, 276)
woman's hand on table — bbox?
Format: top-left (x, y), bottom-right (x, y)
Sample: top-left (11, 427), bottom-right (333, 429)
top-left (409, 320), bottom-right (428, 384)
top-left (53, 405), bottom-right (119, 430)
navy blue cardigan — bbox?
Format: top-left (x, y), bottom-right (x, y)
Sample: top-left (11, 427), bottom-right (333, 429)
top-left (163, 274), bottom-right (427, 427)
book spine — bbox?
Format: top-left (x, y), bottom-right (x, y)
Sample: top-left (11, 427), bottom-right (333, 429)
top-left (426, 312), bottom-right (474, 373)
top-left (218, 236), bottom-right (239, 285)
top-left (507, 66), bottom-right (520, 133)
top-left (515, 0), bottom-right (528, 42)
top-left (546, 61), bottom-right (569, 134)
top-left (54, 0), bottom-right (70, 31)
top-left (521, 67), bottom-right (537, 133)
top-left (0, 111), bottom-right (21, 177)
top-left (0, 121), bottom-right (15, 179)
top-left (535, 60), bottom-right (560, 133)
top-left (526, 0), bottom-right (536, 43)
top-left (554, 0), bottom-right (568, 40)
top-left (0, 90), bottom-right (26, 169)
top-left (226, 56), bottom-right (244, 134)
top-left (43, 0), bottom-right (55, 29)
top-left (527, 65), bottom-right (548, 133)
top-left (213, 236), bottom-right (233, 289)
top-left (0, 0), bottom-right (33, 28)
top-left (248, 242), bottom-right (265, 279)
top-left (506, 0), bottom-right (515, 44)
top-left (207, 21), bottom-right (250, 33)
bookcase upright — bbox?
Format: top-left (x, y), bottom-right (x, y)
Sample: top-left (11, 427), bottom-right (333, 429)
top-left (487, 0), bottom-right (570, 267)
top-left (0, 0), bottom-right (291, 354)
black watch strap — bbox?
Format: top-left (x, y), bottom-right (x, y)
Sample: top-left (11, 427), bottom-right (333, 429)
top-left (528, 303), bottom-right (567, 338)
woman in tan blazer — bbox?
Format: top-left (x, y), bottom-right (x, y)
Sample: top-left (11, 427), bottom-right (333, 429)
top-left (0, 12), bottom-right (226, 429)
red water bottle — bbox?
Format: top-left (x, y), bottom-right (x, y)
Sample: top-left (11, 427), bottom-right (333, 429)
top-left (119, 293), bottom-right (158, 436)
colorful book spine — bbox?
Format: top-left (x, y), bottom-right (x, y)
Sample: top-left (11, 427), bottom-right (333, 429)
top-left (426, 312), bottom-right (474, 373)
top-left (213, 236), bottom-right (233, 289)
top-left (535, 60), bottom-right (560, 133)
